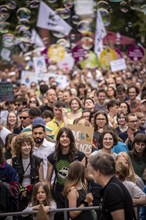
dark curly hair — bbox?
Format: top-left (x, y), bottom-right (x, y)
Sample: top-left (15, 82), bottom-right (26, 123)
top-left (54, 127), bottom-right (78, 162)
top-left (13, 134), bottom-right (34, 158)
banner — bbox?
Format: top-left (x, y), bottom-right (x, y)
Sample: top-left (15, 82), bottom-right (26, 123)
top-left (37, 1), bottom-right (72, 36)
top-left (67, 124), bottom-right (94, 156)
top-left (94, 10), bottom-right (107, 58)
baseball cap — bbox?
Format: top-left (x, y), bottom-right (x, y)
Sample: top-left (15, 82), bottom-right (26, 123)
top-left (141, 99), bottom-right (146, 104)
top-left (32, 117), bottom-right (45, 127)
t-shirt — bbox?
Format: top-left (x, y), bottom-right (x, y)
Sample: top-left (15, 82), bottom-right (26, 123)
top-left (100, 176), bottom-right (135, 220)
top-left (47, 150), bottom-right (85, 191)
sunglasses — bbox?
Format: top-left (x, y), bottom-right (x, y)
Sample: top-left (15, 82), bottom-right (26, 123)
top-left (29, 100), bottom-right (36, 103)
top-left (19, 116), bottom-right (29, 120)
top-left (15, 103), bottom-right (21, 106)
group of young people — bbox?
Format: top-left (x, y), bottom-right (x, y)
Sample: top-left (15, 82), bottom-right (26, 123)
top-left (0, 59), bottom-right (146, 220)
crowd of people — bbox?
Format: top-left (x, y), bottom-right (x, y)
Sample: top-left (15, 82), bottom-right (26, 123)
top-left (0, 56), bottom-right (146, 220)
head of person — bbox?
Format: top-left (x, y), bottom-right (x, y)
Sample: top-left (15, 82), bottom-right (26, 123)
top-left (119, 101), bottom-right (131, 114)
top-left (6, 111), bottom-right (19, 129)
top-left (5, 133), bottom-right (17, 152)
top-left (89, 153), bottom-right (115, 185)
top-left (115, 152), bottom-right (137, 183)
top-left (28, 98), bottom-right (39, 108)
top-left (126, 113), bottom-right (138, 131)
top-left (41, 110), bottom-right (54, 124)
top-left (82, 109), bottom-right (91, 122)
top-left (132, 133), bottom-right (146, 157)
top-left (53, 100), bottom-right (66, 120)
top-left (84, 98), bottom-right (95, 111)
top-left (127, 85), bottom-right (139, 101)
top-left (19, 108), bottom-right (31, 128)
top-left (106, 86), bottom-right (116, 99)
top-left (5, 100), bottom-right (15, 112)
top-left (140, 99), bottom-right (146, 114)
top-left (30, 82), bottom-right (37, 91)
top-left (62, 90), bottom-right (72, 106)
top-left (14, 97), bottom-right (28, 112)
top-left (116, 84), bottom-right (127, 102)
top-left (55, 127), bottom-right (76, 161)
top-left (135, 112), bottom-right (145, 128)
top-left (106, 77), bottom-right (116, 88)
top-left (64, 161), bottom-right (86, 196)
top-left (73, 116), bottom-right (92, 127)
top-left (32, 117), bottom-right (46, 146)
top-left (29, 107), bottom-right (41, 121)
top-left (32, 182), bottom-right (51, 206)
top-left (46, 88), bottom-right (57, 105)
top-left (94, 111), bottom-right (108, 130)
top-left (77, 83), bottom-right (87, 97)
top-left (96, 89), bottom-right (107, 104)
top-left (107, 100), bottom-right (119, 116)
top-left (14, 134), bottom-right (34, 158)
top-left (69, 97), bottom-right (82, 112)
top-left (89, 110), bottom-right (97, 125)
top-left (117, 111), bottom-right (127, 126)
top-left (99, 130), bottom-right (118, 150)
top-left (116, 162), bottom-right (129, 182)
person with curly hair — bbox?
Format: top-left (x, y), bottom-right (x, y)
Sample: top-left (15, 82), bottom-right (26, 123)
top-left (10, 134), bottom-right (44, 210)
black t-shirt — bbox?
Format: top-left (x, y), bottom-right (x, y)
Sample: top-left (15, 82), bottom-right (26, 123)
top-left (47, 150), bottom-right (85, 190)
top-left (100, 176), bottom-right (135, 220)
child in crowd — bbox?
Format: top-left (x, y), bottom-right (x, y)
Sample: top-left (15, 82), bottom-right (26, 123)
top-left (22, 182), bottom-right (56, 220)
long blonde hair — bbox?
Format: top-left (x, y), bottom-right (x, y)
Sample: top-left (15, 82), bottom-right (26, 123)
top-left (116, 152), bottom-right (137, 183)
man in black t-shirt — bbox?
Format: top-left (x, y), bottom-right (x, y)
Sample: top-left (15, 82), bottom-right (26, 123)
top-left (89, 153), bottom-right (135, 220)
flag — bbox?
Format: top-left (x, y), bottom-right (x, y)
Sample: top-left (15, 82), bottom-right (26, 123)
top-left (37, 1), bottom-right (72, 36)
top-left (31, 29), bottom-right (44, 48)
top-left (94, 10), bottom-right (107, 58)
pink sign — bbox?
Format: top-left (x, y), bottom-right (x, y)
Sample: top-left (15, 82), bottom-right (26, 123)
top-left (72, 45), bottom-right (88, 62)
top-left (127, 45), bottom-right (144, 61)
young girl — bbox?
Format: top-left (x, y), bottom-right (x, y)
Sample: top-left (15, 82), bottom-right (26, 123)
top-left (23, 182), bottom-right (56, 220)
top-left (64, 161), bottom-right (94, 220)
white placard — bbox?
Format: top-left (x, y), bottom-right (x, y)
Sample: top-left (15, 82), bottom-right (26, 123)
top-left (38, 72), bottom-right (69, 89)
top-left (21, 71), bottom-right (38, 87)
top-left (110, 58), bottom-right (126, 72)
top-left (33, 56), bottom-right (47, 74)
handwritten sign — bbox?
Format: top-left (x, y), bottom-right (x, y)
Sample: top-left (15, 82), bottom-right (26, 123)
top-left (0, 83), bottom-right (14, 101)
top-left (67, 124), bottom-right (94, 156)
top-left (110, 58), bottom-right (126, 72)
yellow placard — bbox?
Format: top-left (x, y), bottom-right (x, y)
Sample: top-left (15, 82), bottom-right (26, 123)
top-left (100, 48), bottom-right (117, 67)
top-left (48, 44), bottom-right (66, 62)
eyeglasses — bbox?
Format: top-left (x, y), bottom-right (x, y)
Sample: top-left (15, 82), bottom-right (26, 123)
top-left (19, 116), bottom-right (29, 120)
top-left (96, 118), bottom-right (106, 121)
top-left (128, 120), bottom-right (137, 123)
top-left (29, 101), bottom-right (36, 103)
top-left (15, 103), bottom-right (21, 106)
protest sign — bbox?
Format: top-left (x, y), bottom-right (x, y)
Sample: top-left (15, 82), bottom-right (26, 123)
top-left (21, 71), bottom-right (38, 87)
top-left (0, 83), bottom-right (14, 101)
top-left (33, 56), bottom-right (47, 74)
top-left (67, 124), bottom-right (94, 156)
top-left (110, 58), bottom-right (127, 72)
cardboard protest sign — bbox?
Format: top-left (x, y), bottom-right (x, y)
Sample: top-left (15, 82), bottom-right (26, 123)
top-left (0, 83), bottom-right (14, 101)
top-left (36, 204), bottom-right (49, 220)
top-left (67, 124), bottom-right (94, 156)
